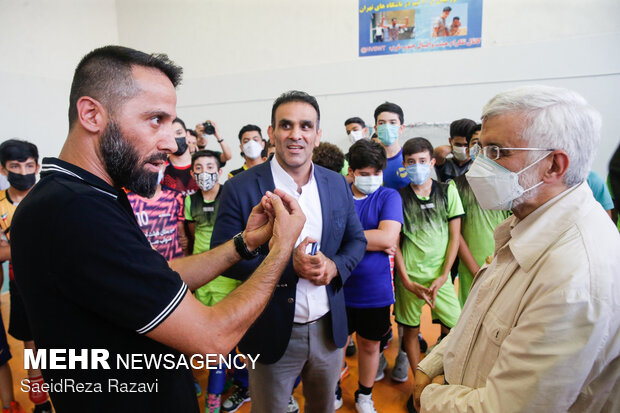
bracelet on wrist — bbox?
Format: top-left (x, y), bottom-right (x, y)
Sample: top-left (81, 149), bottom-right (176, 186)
top-left (233, 232), bottom-right (259, 260)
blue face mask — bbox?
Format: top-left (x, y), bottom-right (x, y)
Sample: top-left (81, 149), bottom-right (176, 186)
top-left (376, 124), bottom-right (400, 146)
top-left (406, 164), bottom-right (431, 185)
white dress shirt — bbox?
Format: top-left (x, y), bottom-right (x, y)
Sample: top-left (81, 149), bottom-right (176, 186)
top-left (270, 157), bottom-right (330, 323)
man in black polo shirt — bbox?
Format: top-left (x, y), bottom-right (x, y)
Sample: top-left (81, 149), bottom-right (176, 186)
top-left (10, 46), bottom-right (305, 413)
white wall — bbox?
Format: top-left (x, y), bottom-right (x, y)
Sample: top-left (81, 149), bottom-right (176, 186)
top-left (0, 0), bottom-right (118, 158)
top-left (1, 0), bottom-right (618, 179)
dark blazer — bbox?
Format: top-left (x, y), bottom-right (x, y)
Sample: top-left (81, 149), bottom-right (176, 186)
top-left (211, 161), bottom-right (366, 364)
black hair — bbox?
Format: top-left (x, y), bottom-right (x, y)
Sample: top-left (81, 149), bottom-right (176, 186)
top-left (187, 129), bottom-right (197, 138)
top-left (349, 140), bottom-right (387, 171)
top-left (453, 17), bottom-right (460, 21)
top-left (69, 45), bottom-right (182, 129)
top-left (344, 117), bottom-right (366, 128)
top-left (466, 123), bottom-right (482, 144)
top-left (173, 117), bottom-right (187, 131)
top-left (443, 6), bottom-right (452, 11)
top-left (238, 124), bottom-right (262, 141)
top-left (403, 137), bottom-right (434, 159)
top-left (374, 102), bottom-right (404, 125)
top-left (271, 91), bottom-right (320, 129)
top-left (0, 139), bottom-right (39, 167)
top-left (450, 118), bottom-right (476, 139)
top-left (191, 149), bottom-right (221, 169)
top-left (312, 142), bottom-right (344, 173)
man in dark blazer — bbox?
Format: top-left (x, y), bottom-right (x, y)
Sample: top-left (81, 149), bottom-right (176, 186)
top-left (211, 90), bottom-right (366, 412)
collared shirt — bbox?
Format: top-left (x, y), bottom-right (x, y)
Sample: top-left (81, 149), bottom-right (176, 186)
top-left (418, 182), bottom-right (620, 412)
top-left (270, 156), bottom-right (329, 323)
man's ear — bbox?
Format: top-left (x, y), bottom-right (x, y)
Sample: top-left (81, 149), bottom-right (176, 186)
top-left (315, 128), bottom-right (323, 147)
top-left (430, 158), bottom-right (436, 167)
top-left (76, 96), bottom-right (107, 133)
top-left (543, 150), bottom-right (570, 184)
top-left (267, 125), bottom-right (274, 145)
top-left (0, 165), bottom-right (7, 177)
top-left (218, 168), bottom-right (224, 180)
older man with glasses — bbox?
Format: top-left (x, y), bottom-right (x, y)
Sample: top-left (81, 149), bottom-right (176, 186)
top-left (413, 85), bottom-right (620, 413)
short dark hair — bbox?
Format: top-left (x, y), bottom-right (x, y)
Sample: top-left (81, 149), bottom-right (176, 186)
top-left (453, 17), bottom-right (460, 21)
top-left (344, 117), bottom-right (366, 128)
top-left (238, 124), bottom-right (262, 141)
top-left (312, 142), bottom-right (344, 173)
top-left (187, 129), bottom-right (197, 138)
top-left (173, 117), bottom-right (187, 132)
top-left (271, 91), bottom-right (320, 129)
top-left (466, 123), bottom-right (482, 144)
top-left (349, 140), bottom-right (387, 171)
top-left (403, 137), bottom-right (434, 159)
top-left (191, 149), bottom-right (221, 169)
top-left (68, 45), bottom-right (182, 129)
top-left (443, 6), bottom-right (452, 12)
top-left (0, 139), bottom-right (39, 167)
top-left (374, 102), bottom-right (404, 125)
top-left (450, 118), bottom-right (476, 139)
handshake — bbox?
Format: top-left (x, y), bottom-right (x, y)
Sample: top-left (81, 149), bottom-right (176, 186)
top-left (241, 188), bottom-right (306, 258)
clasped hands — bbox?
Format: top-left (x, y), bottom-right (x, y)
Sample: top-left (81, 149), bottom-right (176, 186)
top-left (242, 188), bottom-right (305, 254)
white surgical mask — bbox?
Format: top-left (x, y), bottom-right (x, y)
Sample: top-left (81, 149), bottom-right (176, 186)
top-left (406, 164), bottom-right (431, 185)
top-left (349, 130), bottom-right (365, 144)
top-left (452, 146), bottom-right (469, 162)
top-left (243, 140), bottom-right (263, 160)
top-left (465, 154), bottom-right (547, 210)
top-left (354, 175), bottom-right (383, 195)
top-left (195, 172), bottom-right (218, 192)
top-left (156, 168), bottom-right (164, 186)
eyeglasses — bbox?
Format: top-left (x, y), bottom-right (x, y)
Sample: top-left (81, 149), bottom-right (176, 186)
top-left (471, 144), bottom-right (554, 161)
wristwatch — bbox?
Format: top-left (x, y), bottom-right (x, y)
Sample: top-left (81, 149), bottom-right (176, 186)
top-left (233, 232), bottom-right (259, 260)
top-left (217, 138), bottom-right (224, 143)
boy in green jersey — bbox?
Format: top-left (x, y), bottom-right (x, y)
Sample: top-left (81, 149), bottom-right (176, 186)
top-left (393, 138), bottom-right (464, 410)
top-left (455, 124), bottom-right (511, 307)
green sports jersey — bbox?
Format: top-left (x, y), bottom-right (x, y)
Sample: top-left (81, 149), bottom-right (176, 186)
top-left (399, 180), bottom-right (464, 283)
top-left (454, 175), bottom-right (510, 306)
top-left (185, 188), bottom-right (240, 304)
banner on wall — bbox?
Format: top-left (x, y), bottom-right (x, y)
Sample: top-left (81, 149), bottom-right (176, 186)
top-left (358, 0), bottom-right (482, 57)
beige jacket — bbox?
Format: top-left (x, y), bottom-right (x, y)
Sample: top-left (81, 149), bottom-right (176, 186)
top-left (418, 182), bottom-right (620, 412)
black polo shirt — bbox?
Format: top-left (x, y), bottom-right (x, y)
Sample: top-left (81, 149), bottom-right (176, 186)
top-left (11, 158), bottom-right (198, 412)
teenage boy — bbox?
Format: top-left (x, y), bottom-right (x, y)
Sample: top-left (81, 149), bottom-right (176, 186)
top-left (184, 150), bottom-right (246, 412)
top-left (394, 137), bottom-right (463, 412)
top-left (127, 167), bottom-right (188, 260)
top-left (454, 130), bottom-right (510, 307)
top-left (0, 140), bottom-right (51, 413)
top-left (163, 117), bottom-right (201, 196)
top-left (434, 118), bottom-right (477, 183)
top-left (342, 140), bottom-right (403, 413)
top-left (341, 117), bottom-right (369, 184)
top-left (228, 125), bottom-right (266, 179)
top-left (374, 102), bottom-right (410, 191)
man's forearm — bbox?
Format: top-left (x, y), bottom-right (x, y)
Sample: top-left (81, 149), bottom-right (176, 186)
top-left (169, 239), bottom-right (240, 291)
top-left (205, 244), bottom-right (294, 352)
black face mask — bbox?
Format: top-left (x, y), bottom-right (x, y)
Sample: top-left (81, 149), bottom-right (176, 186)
top-left (8, 172), bottom-right (36, 191)
top-left (173, 137), bottom-right (188, 156)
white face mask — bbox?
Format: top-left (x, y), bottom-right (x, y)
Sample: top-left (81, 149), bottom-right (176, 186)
top-left (243, 140), bottom-right (263, 160)
top-left (348, 130), bottom-right (365, 144)
top-left (452, 145), bottom-right (469, 162)
top-left (195, 172), bottom-right (219, 192)
top-left (156, 168), bottom-right (165, 186)
top-left (354, 175), bottom-right (383, 195)
top-left (465, 154), bottom-right (547, 210)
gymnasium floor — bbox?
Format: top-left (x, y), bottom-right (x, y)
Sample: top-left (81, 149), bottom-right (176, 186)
top-left (1, 288), bottom-right (447, 412)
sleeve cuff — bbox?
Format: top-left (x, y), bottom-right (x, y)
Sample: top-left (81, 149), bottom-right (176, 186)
top-left (136, 282), bottom-right (188, 334)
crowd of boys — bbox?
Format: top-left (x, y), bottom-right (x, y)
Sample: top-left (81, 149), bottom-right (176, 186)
top-left (1, 45), bottom-right (619, 413)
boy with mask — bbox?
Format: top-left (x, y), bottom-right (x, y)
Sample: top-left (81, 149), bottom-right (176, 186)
top-left (374, 102), bottom-right (410, 191)
top-left (0, 139), bottom-right (51, 413)
top-left (340, 139), bottom-right (403, 413)
top-left (394, 137), bottom-right (463, 412)
top-left (163, 117), bottom-right (201, 196)
top-left (185, 150), bottom-right (246, 413)
top-left (126, 167), bottom-right (188, 260)
top-left (228, 124), bottom-right (266, 179)
top-left (434, 118), bottom-right (476, 183)
top-left (454, 128), bottom-right (510, 307)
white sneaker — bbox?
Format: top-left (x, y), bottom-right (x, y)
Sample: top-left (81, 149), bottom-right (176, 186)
top-left (355, 393), bottom-right (377, 413)
top-left (287, 395), bottom-right (299, 413)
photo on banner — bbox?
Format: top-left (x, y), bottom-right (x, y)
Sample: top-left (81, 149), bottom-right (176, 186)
top-left (359, 0), bottom-right (482, 57)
